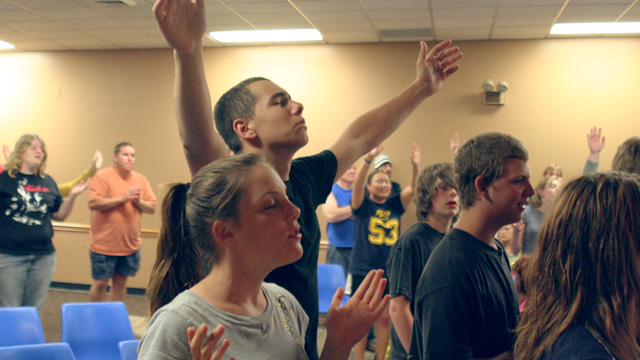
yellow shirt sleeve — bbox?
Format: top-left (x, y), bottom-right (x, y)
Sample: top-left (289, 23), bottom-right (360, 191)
top-left (58, 168), bottom-right (95, 197)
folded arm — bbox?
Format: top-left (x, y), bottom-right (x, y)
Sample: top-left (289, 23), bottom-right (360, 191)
top-left (322, 193), bottom-right (353, 223)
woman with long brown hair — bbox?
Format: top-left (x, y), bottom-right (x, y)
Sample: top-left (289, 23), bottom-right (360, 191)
top-left (514, 172), bottom-right (640, 359)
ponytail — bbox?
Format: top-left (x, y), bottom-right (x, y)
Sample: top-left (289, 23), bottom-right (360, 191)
top-left (147, 183), bottom-right (205, 316)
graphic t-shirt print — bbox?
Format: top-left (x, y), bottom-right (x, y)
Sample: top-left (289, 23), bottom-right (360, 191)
top-left (6, 178), bottom-right (52, 226)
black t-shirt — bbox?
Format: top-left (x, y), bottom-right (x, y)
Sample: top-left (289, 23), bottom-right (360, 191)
top-left (409, 228), bottom-right (519, 360)
top-left (539, 326), bottom-right (614, 360)
top-left (264, 150), bottom-right (337, 360)
top-left (387, 222), bottom-right (445, 360)
top-left (0, 171), bottom-right (62, 255)
top-left (349, 194), bottom-right (404, 276)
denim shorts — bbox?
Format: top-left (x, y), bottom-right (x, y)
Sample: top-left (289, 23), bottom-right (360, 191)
top-left (90, 250), bottom-right (140, 280)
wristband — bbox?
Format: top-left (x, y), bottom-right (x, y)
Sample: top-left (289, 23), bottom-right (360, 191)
top-left (364, 158), bottom-right (372, 164)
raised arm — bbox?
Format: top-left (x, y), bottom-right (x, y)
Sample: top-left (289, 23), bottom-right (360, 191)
top-left (352, 147), bottom-right (381, 210)
top-left (400, 143), bottom-right (419, 209)
top-left (153, 0), bottom-right (229, 178)
top-left (584, 126), bottom-right (604, 175)
top-left (322, 193), bottom-right (353, 223)
top-left (328, 40), bottom-right (461, 182)
top-left (450, 133), bottom-right (464, 158)
top-left (320, 269), bottom-right (390, 360)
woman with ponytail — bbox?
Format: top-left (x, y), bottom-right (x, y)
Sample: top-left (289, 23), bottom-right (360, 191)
top-left (140, 154), bottom-right (390, 360)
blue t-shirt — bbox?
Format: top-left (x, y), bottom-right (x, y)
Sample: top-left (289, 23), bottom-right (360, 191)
top-left (349, 194), bottom-right (404, 276)
top-left (326, 183), bottom-right (355, 248)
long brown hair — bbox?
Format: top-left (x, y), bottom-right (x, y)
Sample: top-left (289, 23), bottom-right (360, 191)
top-left (147, 154), bottom-right (267, 316)
top-left (514, 172), bottom-right (640, 360)
top-left (6, 134), bottom-right (47, 178)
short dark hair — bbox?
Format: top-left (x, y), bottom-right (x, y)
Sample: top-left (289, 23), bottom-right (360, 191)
top-left (455, 132), bottom-right (528, 209)
top-left (114, 142), bottom-right (133, 155)
top-left (415, 163), bottom-right (457, 222)
top-left (214, 77), bottom-right (269, 154)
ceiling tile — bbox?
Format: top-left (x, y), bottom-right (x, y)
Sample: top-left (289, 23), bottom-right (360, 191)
top-left (322, 30), bottom-right (379, 43)
top-left (434, 7), bottom-right (496, 19)
top-left (360, 0), bottom-right (428, 10)
top-left (430, 0), bottom-right (498, 9)
top-left (226, 2), bottom-right (298, 14)
top-left (434, 18), bottom-right (494, 28)
top-left (9, 39), bottom-right (66, 50)
top-left (435, 27), bottom-right (491, 40)
top-left (496, 5), bottom-right (564, 17)
top-left (292, 0), bottom-right (362, 13)
top-left (373, 20), bottom-right (432, 29)
top-left (561, 4), bottom-right (630, 16)
top-left (367, 9), bottom-right (430, 21)
top-left (491, 26), bottom-right (552, 39)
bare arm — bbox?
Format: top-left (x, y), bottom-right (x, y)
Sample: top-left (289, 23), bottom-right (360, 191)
top-left (322, 193), bottom-right (352, 223)
top-left (154, 0), bottom-right (229, 178)
top-left (52, 180), bottom-right (91, 221)
top-left (352, 147), bottom-right (381, 210)
top-left (400, 143), bottom-right (419, 209)
top-left (512, 221), bottom-right (524, 255)
top-left (389, 296), bottom-right (414, 353)
top-left (133, 198), bottom-right (157, 215)
top-left (89, 187), bottom-right (138, 212)
top-left (328, 40), bottom-right (461, 182)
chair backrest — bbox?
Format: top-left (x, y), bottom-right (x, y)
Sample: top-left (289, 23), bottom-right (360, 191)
top-left (118, 339), bottom-right (140, 360)
top-left (61, 302), bottom-right (135, 360)
top-left (317, 264), bottom-right (349, 313)
top-left (0, 306), bottom-right (45, 346)
top-left (0, 342), bottom-right (76, 360)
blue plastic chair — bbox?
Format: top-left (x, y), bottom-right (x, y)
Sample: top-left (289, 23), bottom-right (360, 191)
top-left (61, 302), bottom-right (135, 360)
top-left (318, 264), bottom-right (350, 314)
top-left (0, 342), bottom-right (76, 360)
top-left (118, 340), bottom-right (140, 360)
top-left (0, 306), bottom-right (45, 347)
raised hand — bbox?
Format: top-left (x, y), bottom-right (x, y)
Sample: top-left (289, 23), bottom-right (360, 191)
top-left (153, 0), bottom-right (207, 55)
top-left (587, 127), bottom-right (605, 154)
top-left (91, 151), bottom-right (103, 173)
top-left (187, 324), bottom-right (231, 360)
top-left (450, 133), bottom-right (464, 157)
top-left (416, 40), bottom-right (462, 98)
top-left (410, 142), bottom-right (421, 167)
top-left (69, 179), bottom-right (91, 199)
top-left (3, 144), bottom-right (10, 162)
top-left (367, 145), bottom-right (384, 162)
top-left (323, 269), bottom-right (390, 354)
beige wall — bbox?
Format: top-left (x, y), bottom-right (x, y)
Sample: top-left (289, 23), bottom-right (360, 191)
top-left (1, 37), bottom-right (638, 288)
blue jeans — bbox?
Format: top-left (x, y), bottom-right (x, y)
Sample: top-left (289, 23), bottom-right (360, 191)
top-left (325, 245), bottom-right (352, 279)
top-left (0, 252), bottom-right (56, 310)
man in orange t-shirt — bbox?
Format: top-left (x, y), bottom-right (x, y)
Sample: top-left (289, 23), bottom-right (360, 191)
top-left (88, 142), bottom-right (156, 302)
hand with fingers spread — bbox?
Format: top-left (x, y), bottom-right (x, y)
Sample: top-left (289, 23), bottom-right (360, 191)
top-left (587, 127), bottom-right (605, 157)
top-left (153, 0), bottom-right (207, 55)
top-left (415, 40), bottom-right (462, 98)
top-left (187, 324), bottom-right (232, 360)
top-left (410, 143), bottom-right (421, 167)
top-left (91, 151), bottom-right (103, 173)
top-left (450, 133), bottom-right (464, 157)
top-left (320, 269), bottom-right (390, 360)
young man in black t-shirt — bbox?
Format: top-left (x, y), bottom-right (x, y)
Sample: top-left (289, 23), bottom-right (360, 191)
top-left (387, 162), bottom-right (459, 360)
top-left (409, 133), bottom-right (535, 360)
top-left (153, 1), bottom-right (462, 357)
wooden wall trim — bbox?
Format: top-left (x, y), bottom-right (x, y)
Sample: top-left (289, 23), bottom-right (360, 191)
top-left (52, 221), bottom-right (159, 237)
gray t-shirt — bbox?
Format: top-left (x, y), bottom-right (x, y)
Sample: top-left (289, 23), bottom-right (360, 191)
top-left (521, 205), bottom-right (544, 254)
top-left (139, 282), bottom-right (309, 360)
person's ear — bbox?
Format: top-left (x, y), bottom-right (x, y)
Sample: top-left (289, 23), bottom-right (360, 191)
top-left (233, 119), bottom-right (257, 141)
top-left (212, 220), bottom-right (236, 246)
top-left (475, 176), bottom-right (491, 201)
